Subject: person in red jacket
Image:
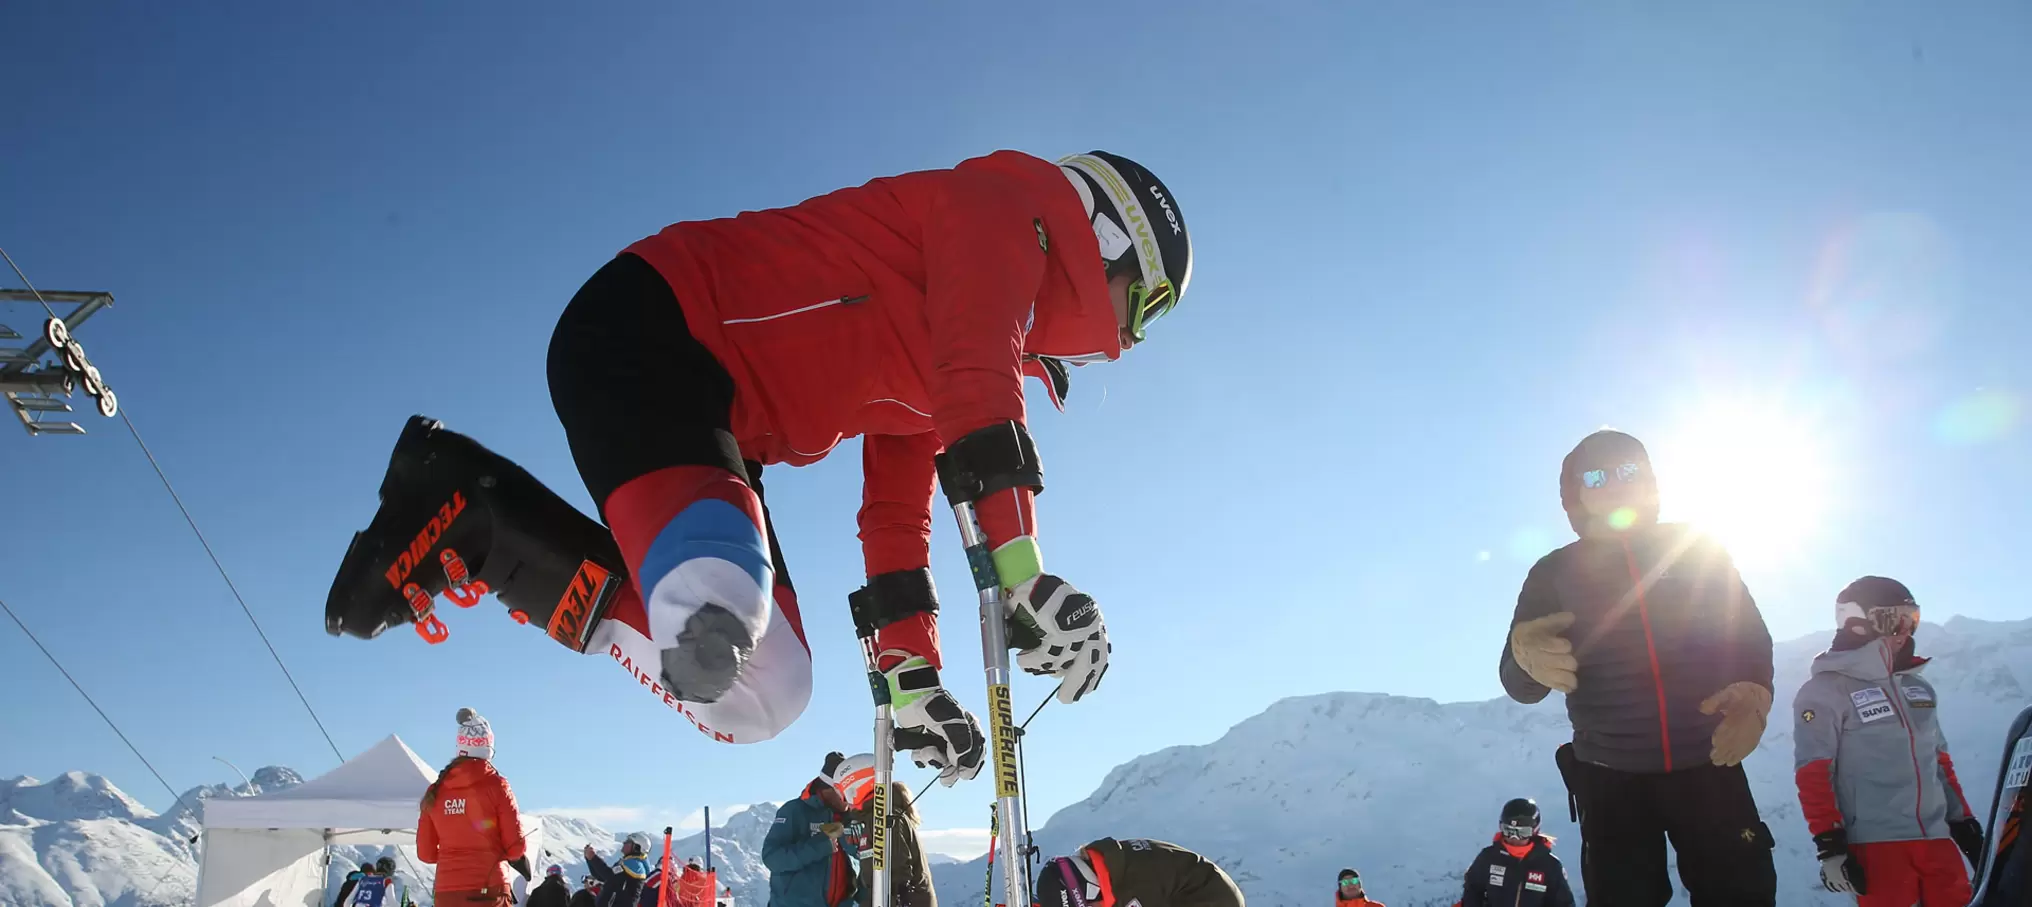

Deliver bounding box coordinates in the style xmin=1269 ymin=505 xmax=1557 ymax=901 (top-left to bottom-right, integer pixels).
xmin=417 ymin=709 xmax=532 ymax=906
xmin=325 ymin=150 xmax=1192 ymax=780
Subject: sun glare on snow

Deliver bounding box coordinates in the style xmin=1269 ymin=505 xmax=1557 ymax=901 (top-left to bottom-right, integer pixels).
xmin=1653 ymin=400 xmax=1834 ymax=566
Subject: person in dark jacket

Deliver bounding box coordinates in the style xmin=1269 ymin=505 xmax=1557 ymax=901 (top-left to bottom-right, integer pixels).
xmin=853 ymin=779 xmax=936 ymax=907
xmin=587 ymin=833 xmax=653 ymax=907
xmin=764 ymin=752 xmax=860 ymax=907
xmin=334 ymin=863 xmax=374 ymax=907
xmin=571 ymin=876 xmax=601 ymax=907
xmin=1035 ymin=838 xmax=1241 ymax=907
xmin=1499 ymin=429 xmax=1777 ymax=907
xmin=529 ymin=865 xmax=573 ymax=907
xmin=641 ymin=864 xmax=666 ymax=907
xmin=1461 ymin=799 xmax=1574 ymax=907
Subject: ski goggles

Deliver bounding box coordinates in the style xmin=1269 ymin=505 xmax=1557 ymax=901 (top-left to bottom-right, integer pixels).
xmin=1339 ymin=877 xmax=1363 ymax=889
xmin=1048 ymin=855 xmax=1105 ymax=907
xmin=1125 ymin=276 xmax=1178 ymax=343
xmin=1866 ymin=605 xmax=1921 ymax=635
xmin=1579 ymin=462 xmax=1644 ymax=489
xmin=1500 ymin=821 xmax=1539 ymax=843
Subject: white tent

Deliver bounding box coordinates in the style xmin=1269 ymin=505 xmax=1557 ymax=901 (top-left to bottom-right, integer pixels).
xmin=196 ymin=734 xmax=542 ymax=907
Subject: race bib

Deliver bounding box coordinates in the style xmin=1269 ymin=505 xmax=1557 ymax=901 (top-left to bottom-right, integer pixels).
xmin=2005 ymin=737 xmax=2032 ymax=790
xmin=1852 ymin=687 xmax=1894 ymax=724
xmin=351 ymin=878 xmax=391 ymax=907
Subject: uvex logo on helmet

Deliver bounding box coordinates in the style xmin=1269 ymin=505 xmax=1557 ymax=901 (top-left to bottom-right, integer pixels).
xmin=1148 ymin=185 xmax=1182 ymax=237
xmin=1125 ymin=202 xmax=1161 ymax=278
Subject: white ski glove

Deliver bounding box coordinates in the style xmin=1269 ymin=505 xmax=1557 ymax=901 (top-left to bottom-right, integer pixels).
xmin=1005 ymin=574 xmax=1110 ymax=704
xmin=1815 ymin=831 xmax=1866 ymax=894
xmin=884 ymin=655 xmax=985 ymax=787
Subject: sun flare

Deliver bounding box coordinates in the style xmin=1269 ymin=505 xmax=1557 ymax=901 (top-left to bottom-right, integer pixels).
xmin=1652 ymin=400 xmax=1833 ymax=566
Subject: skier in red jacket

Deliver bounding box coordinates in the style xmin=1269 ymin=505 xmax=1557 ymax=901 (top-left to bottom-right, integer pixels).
xmin=325 ymin=150 xmax=1192 ymax=781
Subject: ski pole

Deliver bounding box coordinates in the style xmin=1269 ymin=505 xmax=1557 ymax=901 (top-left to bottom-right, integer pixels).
xmin=848 ymin=586 xmax=893 ymax=907
xmin=934 ymin=453 xmax=1030 ymax=907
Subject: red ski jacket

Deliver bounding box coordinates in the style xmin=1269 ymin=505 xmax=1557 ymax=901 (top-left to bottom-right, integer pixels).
xmin=417 ymin=758 xmax=528 ymax=895
xmin=625 ymin=150 xmax=1120 ymax=578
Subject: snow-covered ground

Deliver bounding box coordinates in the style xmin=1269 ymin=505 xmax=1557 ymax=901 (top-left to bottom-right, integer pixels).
xmin=8 ymin=617 xmax=2027 ymax=907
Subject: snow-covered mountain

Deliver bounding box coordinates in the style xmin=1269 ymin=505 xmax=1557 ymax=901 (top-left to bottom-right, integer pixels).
xmin=0 ymin=766 xmax=305 ymax=907
xmin=934 ymin=616 xmax=2032 ymax=907
xmin=0 ymin=760 xmax=781 ymax=907
xmin=10 ymin=617 xmax=2026 ymax=907
xmin=927 ymin=853 xmax=965 ymax=867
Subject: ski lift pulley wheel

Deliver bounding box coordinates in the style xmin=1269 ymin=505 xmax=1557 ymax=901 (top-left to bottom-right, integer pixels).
xmin=43 ymin=317 xmax=70 ymax=350
xmin=97 ymin=389 xmax=118 ymax=418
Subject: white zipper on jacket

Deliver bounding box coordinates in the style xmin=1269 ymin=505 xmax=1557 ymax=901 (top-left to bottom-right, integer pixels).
xmin=722 ymin=295 xmax=868 ymax=325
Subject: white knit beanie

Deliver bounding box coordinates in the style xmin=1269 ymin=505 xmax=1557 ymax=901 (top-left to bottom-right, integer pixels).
xmin=456 ymin=707 xmax=494 ymax=761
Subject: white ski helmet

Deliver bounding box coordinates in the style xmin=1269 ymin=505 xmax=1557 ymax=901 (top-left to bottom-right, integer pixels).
xmin=625 ymin=831 xmax=653 ymax=855
xmin=825 ymin=752 xmax=877 ymax=808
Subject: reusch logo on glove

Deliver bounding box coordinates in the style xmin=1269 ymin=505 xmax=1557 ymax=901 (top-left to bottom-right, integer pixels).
xmin=1063 ymin=598 xmax=1097 ymax=628
xmin=382 ymin=492 xmax=469 ymax=590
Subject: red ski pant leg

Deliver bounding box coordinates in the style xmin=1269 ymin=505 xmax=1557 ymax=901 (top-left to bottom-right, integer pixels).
xmin=1854 ymin=842 xmax=1921 ymax=907
xmin=1854 ymin=840 xmax=1971 ymax=907
xmin=1914 ymin=839 xmax=1974 ymax=907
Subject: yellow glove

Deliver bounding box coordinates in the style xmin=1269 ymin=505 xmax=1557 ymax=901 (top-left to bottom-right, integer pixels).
xmin=1700 ymin=681 xmax=1773 ymax=766
xmin=1510 ymin=612 xmax=1579 ymax=693
xmin=819 ymin=822 xmax=844 ymax=839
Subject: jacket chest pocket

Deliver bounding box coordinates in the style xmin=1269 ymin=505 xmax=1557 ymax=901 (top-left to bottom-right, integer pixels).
xmin=721 ymin=294 xmax=871 ymax=327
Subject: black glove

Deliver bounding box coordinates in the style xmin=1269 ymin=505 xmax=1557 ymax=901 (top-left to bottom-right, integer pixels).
xmin=509 ymin=855 xmax=534 ymax=880
xmin=1951 ymin=817 xmax=1986 ymax=869
xmin=1814 ymin=829 xmax=1866 ymax=895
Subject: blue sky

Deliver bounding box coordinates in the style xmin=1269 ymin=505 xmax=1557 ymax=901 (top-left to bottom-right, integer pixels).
xmin=4 ymin=2 xmax=2029 ymax=858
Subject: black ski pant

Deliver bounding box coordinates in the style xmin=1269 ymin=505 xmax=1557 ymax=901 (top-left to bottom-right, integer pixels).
xmin=1558 ymin=744 xmax=1777 ymax=907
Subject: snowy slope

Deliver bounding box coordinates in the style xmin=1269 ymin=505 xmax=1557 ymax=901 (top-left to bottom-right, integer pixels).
xmin=0 ymin=759 xmax=783 ymax=907
xmin=934 ymin=616 xmax=2032 ymax=907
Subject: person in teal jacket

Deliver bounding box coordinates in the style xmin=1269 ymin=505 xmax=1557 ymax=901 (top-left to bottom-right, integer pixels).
xmin=766 ymin=752 xmax=861 ymax=907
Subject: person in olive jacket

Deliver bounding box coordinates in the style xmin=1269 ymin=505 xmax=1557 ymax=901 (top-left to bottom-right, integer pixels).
xmin=1461 ymin=799 xmax=1574 ymax=907
xmin=1035 ymin=838 xmax=1242 ymax=907
xmin=853 ymin=780 xmax=936 ymax=907
xmin=1501 ymin=429 xmax=1777 ymax=907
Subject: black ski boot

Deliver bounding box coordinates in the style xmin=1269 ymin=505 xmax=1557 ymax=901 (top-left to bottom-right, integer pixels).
xmin=325 ymin=415 xmax=627 ymax=651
